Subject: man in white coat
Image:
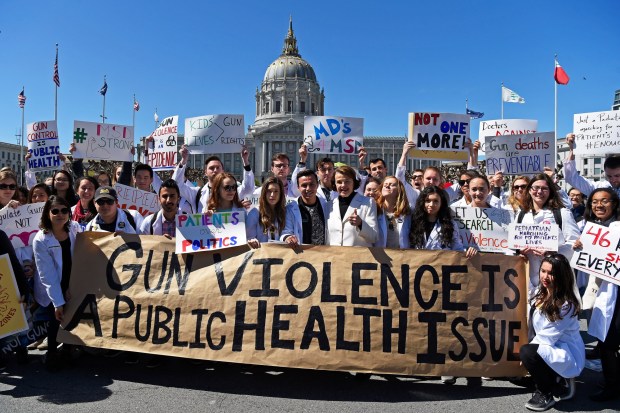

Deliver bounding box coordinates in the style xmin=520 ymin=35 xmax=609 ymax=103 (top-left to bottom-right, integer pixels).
xmin=86 ymin=187 xmax=142 ymax=233
xmin=140 ymin=179 xmax=184 ymax=237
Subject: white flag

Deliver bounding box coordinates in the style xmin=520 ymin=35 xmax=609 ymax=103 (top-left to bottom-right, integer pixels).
xmin=154 ymin=111 xmax=159 ymax=123
xmin=502 ymin=86 xmax=525 ymax=104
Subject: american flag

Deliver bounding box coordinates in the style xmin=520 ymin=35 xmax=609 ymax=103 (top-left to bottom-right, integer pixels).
xmin=134 ymin=99 xmax=140 ymax=111
xmin=53 ymin=48 xmax=60 ymax=87
xmin=18 ymin=88 xmax=26 ymax=108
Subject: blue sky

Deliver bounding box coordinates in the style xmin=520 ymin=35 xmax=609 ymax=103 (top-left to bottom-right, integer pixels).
xmin=1 ymin=1 xmax=619 ymax=152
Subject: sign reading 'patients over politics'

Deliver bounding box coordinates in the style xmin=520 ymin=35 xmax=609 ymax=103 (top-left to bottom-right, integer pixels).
xmin=303 ymin=116 xmax=363 ymax=155
xmin=27 ymin=120 xmax=60 ymax=171
xmin=407 ymin=112 xmax=469 ymax=161
xmin=72 ymin=121 xmax=134 ymax=161
xmin=175 ymin=211 xmax=247 ymax=254
xmin=573 ymin=110 xmax=620 ymax=156
xmin=485 ymin=132 xmax=555 ymax=175
xmin=184 ymin=115 xmax=245 ymax=154
xmin=147 ymin=116 xmax=178 ymax=170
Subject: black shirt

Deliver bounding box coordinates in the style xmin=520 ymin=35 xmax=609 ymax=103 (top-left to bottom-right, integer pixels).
xmin=60 ymin=237 xmax=72 ymax=294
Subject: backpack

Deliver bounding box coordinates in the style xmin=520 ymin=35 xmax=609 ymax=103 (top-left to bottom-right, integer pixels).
xmin=195 ymin=185 xmax=205 ymax=212
xmin=123 ymin=209 xmax=137 ymax=231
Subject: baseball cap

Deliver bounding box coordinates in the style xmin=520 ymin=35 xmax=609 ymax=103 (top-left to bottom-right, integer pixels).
xmin=94 ymin=186 xmax=118 ymax=201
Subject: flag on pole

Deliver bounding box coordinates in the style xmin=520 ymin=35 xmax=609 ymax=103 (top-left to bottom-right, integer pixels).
xmin=18 ymin=88 xmax=26 ymax=108
xmin=154 ymin=111 xmax=159 ymax=123
xmin=53 ymin=47 xmax=60 ymax=87
xmin=99 ymin=79 xmax=108 ymax=96
xmin=554 ymin=60 xmax=570 ymax=85
xmin=502 ymin=86 xmax=525 ymax=104
xmin=134 ymin=99 xmax=140 ymax=111
xmin=466 ymin=108 xmax=484 ymax=119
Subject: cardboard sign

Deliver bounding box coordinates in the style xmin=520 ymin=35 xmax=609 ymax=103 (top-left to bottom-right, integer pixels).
xmin=508 ymin=223 xmax=559 ymax=251
xmin=184 ymin=114 xmax=245 ymax=154
xmin=0 ymin=254 xmax=29 ymax=340
xmin=176 ymin=211 xmax=247 ymax=254
xmin=477 ymin=119 xmax=538 ymax=154
xmin=73 ymin=121 xmax=134 ymax=161
xmin=451 ymin=207 xmax=512 ymax=253
xmin=408 ymin=113 xmax=469 ymax=157
xmin=26 ymin=120 xmax=60 ymax=171
xmin=147 ymin=115 xmax=178 ymax=170
xmin=485 ymin=132 xmax=555 ymax=175
xmin=303 ymin=116 xmax=363 ymax=154
xmin=570 ymin=222 xmax=620 ymax=286
xmin=573 ymin=110 xmax=620 ymax=156
xmin=0 ymin=203 xmax=45 ymax=249
xmin=114 ymin=184 xmax=160 ymax=218
xmin=59 ymin=233 xmax=527 ymax=377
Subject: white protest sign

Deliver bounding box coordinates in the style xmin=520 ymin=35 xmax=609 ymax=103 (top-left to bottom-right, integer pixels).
xmin=407 ymin=112 xmax=469 ymax=157
xmin=508 ymin=223 xmax=559 ymax=251
xmin=570 ymin=222 xmax=620 ymax=286
xmin=114 ymin=184 xmax=160 ymax=218
xmin=477 ymin=119 xmax=537 ymax=154
xmin=26 ymin=120 xmax=60 ymax=171
xmin=485 ymin=132 xmax=555 ymax=176
xmin=451 ymin=206 xmax=512 ymax=253
xmin=0 ymin=203 xmax=45 ymax=249
xmin=147 ymin=115 xmax=178 ymax=170
xmin=184 ymin=115 xmax=245 ymax=154
xmin=72 ymin=121 xmax=134 ymax=161
xmin=176 ymin=211 xmax=247 ymax=254
xmin=303 ymin=116 xmax=363 ymax=155
xmin=573 ymin=110 xmax=620 ymax=156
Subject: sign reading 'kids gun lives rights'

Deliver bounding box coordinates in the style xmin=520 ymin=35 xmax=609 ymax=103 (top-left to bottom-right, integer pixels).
xmin=59 ymin=233 xmax=528 ymax=377
xmin=407 ymin=112 xmax=470 ymax=161
xmin=72 ymin=121 xmax=134 ymax=162
xmin=303 ymin=116 xmax=363 ymax=155
xmin=485 ymin=132 xmax=555 ymax=175
xmin=175 ymin=211 xmax=247 ymax=254
xmin=184 ymin=115 xmax=245 ymax=154
xmin=27 ymin=120 xmax=61 ymax=171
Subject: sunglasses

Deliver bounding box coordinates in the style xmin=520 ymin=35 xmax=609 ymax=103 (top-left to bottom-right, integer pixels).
xmin=458 ymin=179 xmax=471 ymax=186
xmin=50 ymin=207 xmax=70 ymax=215
xmin=0 ymin=184 xmax=17 ymax=190
xmin=412 ymin=175 xmax=423 ymax=179
xmin=95 ymin=198 xmax=116 ymax=206
xmin=223 ymin=185 xmax=237 ymax=192
xmin=513 ymin=184 xmax=527 ymax=190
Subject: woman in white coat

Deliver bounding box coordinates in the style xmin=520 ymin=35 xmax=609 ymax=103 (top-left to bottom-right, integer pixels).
xmin=374 ymin=176 xmax=411 ymax=248
xmin=326 ymin=165 xmax=377 ymax=247
xmin=246 ymin=177 xmax=286 ymax=248
xmin=33 ymin=196 xmax=82 ymax=370
xmin=519 ymin=253 xmax=584 ymax=411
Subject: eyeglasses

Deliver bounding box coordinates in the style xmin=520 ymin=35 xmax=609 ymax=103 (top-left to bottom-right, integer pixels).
xmin=54 ymin=179 xmax=69 ymax=183
xmin=273 ymin=163 xmax=289 ymax=169
xmin=591 ymin=199 xmax=612 ymax=206
xmin=223 ymin=185 xmax=237 ymax=192
xmin=513 ymin=184 xmax=527 ymax=190
xmin=95 ymin=198 xmax=116 ymax=206
xmin=0 ymin=184 xmax=17 ymax=190
xmin=50 ymin=207 xmax=70 ymax=215
xmin=530 ymin=186 xmax=550 ymax=192
xmin=412 ymin=175 xmax=423 ymax=179
xmin=458 ymin=179 xmax=471 ymax=186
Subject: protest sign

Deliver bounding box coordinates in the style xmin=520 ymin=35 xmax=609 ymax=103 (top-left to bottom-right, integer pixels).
xmin=0 ymin=254 xmax=29 ymax=340
xmin=26 ymin=120 xmax=60 ymax=171
xmin=184 ymin=115 xmax=245 ymax=154
xmin=72 ymin=121 xmax=134 ymax=161
xmin=114 ymin=184 xmax=160 ymax=217
xmin=477 ymin=119 xmax=538 ymax=154
xmin=407 ymin=112 xmax=469 ymax=158
xmin=570 ymin=222 xmax=620 ymax=286
xmin=59 ymin=233 xmax=527 ymax=377
xmin=485 ymin=132 xmax=555 ymax=176
xmin=176 ymin=211 xmax=247 ymax=254
xmin=0 ymin=203 xmax=45 ymax=249
xmin=573 ymin=110 xmax=620 ymax=156
xmin=508 ymin=223 xmax=559 ymax=251
xmin=147 ymin=116 xmax=178 ymax=170
xmin=303 ymin=116 xmax=363 ymax=155
xmin=451 ymin=207 xmax=512 ymax=253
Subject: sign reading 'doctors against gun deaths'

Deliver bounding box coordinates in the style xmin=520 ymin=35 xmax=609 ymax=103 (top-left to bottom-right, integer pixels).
xmin=184 ymin=114 xmax=245 ymax=154
xmin=451 ymin=207 xmax=512 ymax=253
xmin=573 ymin=110 xmax=620 ymax=156
xmin=0 ymin=202 xmax=45 ymax=249
xmin=175 ymin=211 xmax=247 ymax=254
xmin=27 ymin=120 xmax=60 ymax=171
xmin=408 ymin=112 xmax=469 ymax=156
xmin=147 ymin=115 xmax=178 ymax=171
xmin=59 ymin=233 xmax=527 ymax=377
xmin=477 ymin=119 xmax=538 ymax=154
xmin=0 ymin=254 xmax=29 ymax=340
xmin=485 ymin=132 xmax=555 ymax=176
xmin=114 ymin=184 xmax=160 ymax=218
xmin=508 ymin=223 xmax=559 ymax=251
xmin=570 ymin=222 xmax=620 ymax=286
xmin=303 ymin=116 xmax=363 ymax=155
xmin=72 ymin=121 xmax=134 ymax=162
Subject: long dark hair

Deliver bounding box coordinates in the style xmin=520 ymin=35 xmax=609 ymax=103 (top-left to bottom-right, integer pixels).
xmin=409 ymin=186 xmax=454 ymax=249
xmin=258 ymin=177 xmax=286 ymax=235
xmin=75 ymin=176 xmax=100 ymax=217
xmin=532 ymin=253 xmax=580 ymax=322
xmin=583 ymin=188 xmax=619 ymax=223
xmin=40 ymin=196 xmax=71 ymax=233
xmin=28 ymin=183 xmax=52 ymax=204
xmin=522 ymin=174 xmax=564 ymax=212
xmin=52 ymin=170 xmax=77 ymax=206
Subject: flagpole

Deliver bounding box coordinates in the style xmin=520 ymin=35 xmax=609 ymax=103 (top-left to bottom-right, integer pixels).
xmin=554 ymin=54 xmax=558 ymax=142
xmin=132 ymin=94 xmax=136 ymax=131
xmin=101 ymin=75 xmax=107 ymax=124
xmin=54 ymin=44 xmax=58 ymax=122
xmin=501 ymin=82 xmax=504 ymax=119
xmin=20 ymin=87 xmax=25 ymax=186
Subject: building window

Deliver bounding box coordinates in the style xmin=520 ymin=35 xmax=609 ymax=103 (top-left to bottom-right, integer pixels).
xmin=265 ymin=102 xmax=269 ymax=114
xmin=311 ymin=103 xmax=316 ymax=114
xmin=583 ymin=158 xmax=588 ymax=165
xmin=275 ymin=101 xmax=281 ymax=113
xmin=300 ymin=101 xmax=306 ymax=113
xmin=287 ymin=100 xmax=293 ymax=113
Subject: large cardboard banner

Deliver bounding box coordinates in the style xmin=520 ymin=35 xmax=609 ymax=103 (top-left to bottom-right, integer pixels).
xmin=407 ymin=113 xmax=469 ymax=162
xmin=73 ymin=121 xmax=134 ymax=161
xmin=451 ymin=207 xmax=512 ymax=253
xmin=176 ymin=211 xmax=247 ymax=254
xmin=59 ymin=233 xmax=528 ymax=377
xmin=303 ymin=116 xmax=363 ymax=155
xmin=114 ymin=184 xmax=160 ymax=218
xmin=147 ymin=115 xmax=178 ymax=170
xmin=27 ymin=120 xmax=61 ymax=171
xmin=0 ymin=254 xmax=29 ymax=340
xmin=477 ymin=119 xmax=538 ymax=154
xmin=573 ymin=110 xmax=620 ymax=156
xmin=0 ymin=203 xmax=45 ymax=249
xmin=485 ymin=132 xmax=555 ymax=175
xmin=508 ymin=223 xmax=559 ymax=251
xmin=184 ymin=114 xmax=245 ymax=154
xmin=570 ymin=222 xmax=620 ymax=286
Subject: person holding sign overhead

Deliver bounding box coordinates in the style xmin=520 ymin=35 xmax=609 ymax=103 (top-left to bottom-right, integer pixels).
xmin=246 ymin=178 xmax=286 ymax=248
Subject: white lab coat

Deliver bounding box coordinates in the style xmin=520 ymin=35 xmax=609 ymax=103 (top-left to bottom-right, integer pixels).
xmin=375 ymin=213 xmax=411 ymax=248
xmin=85 ymin=209 xmax=142 ymax=233
xmin=280 ymin=198 xmax=330 ymax=243
xmin=420 ymin=220 xmax=464 ymax=251
xmin=326 ymin=193 xmax=378 ymax=247
xmin=246 ymin=207 xmax=283 ymax=242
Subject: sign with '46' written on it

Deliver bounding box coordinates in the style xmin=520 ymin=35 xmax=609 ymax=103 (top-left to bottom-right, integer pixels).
xmin=571 ymin=222 xmax=620 ymax=286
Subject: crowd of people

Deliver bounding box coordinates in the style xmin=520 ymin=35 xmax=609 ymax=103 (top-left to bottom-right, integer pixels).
xmin=0 ymin=132 xmax=618 ymax=411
